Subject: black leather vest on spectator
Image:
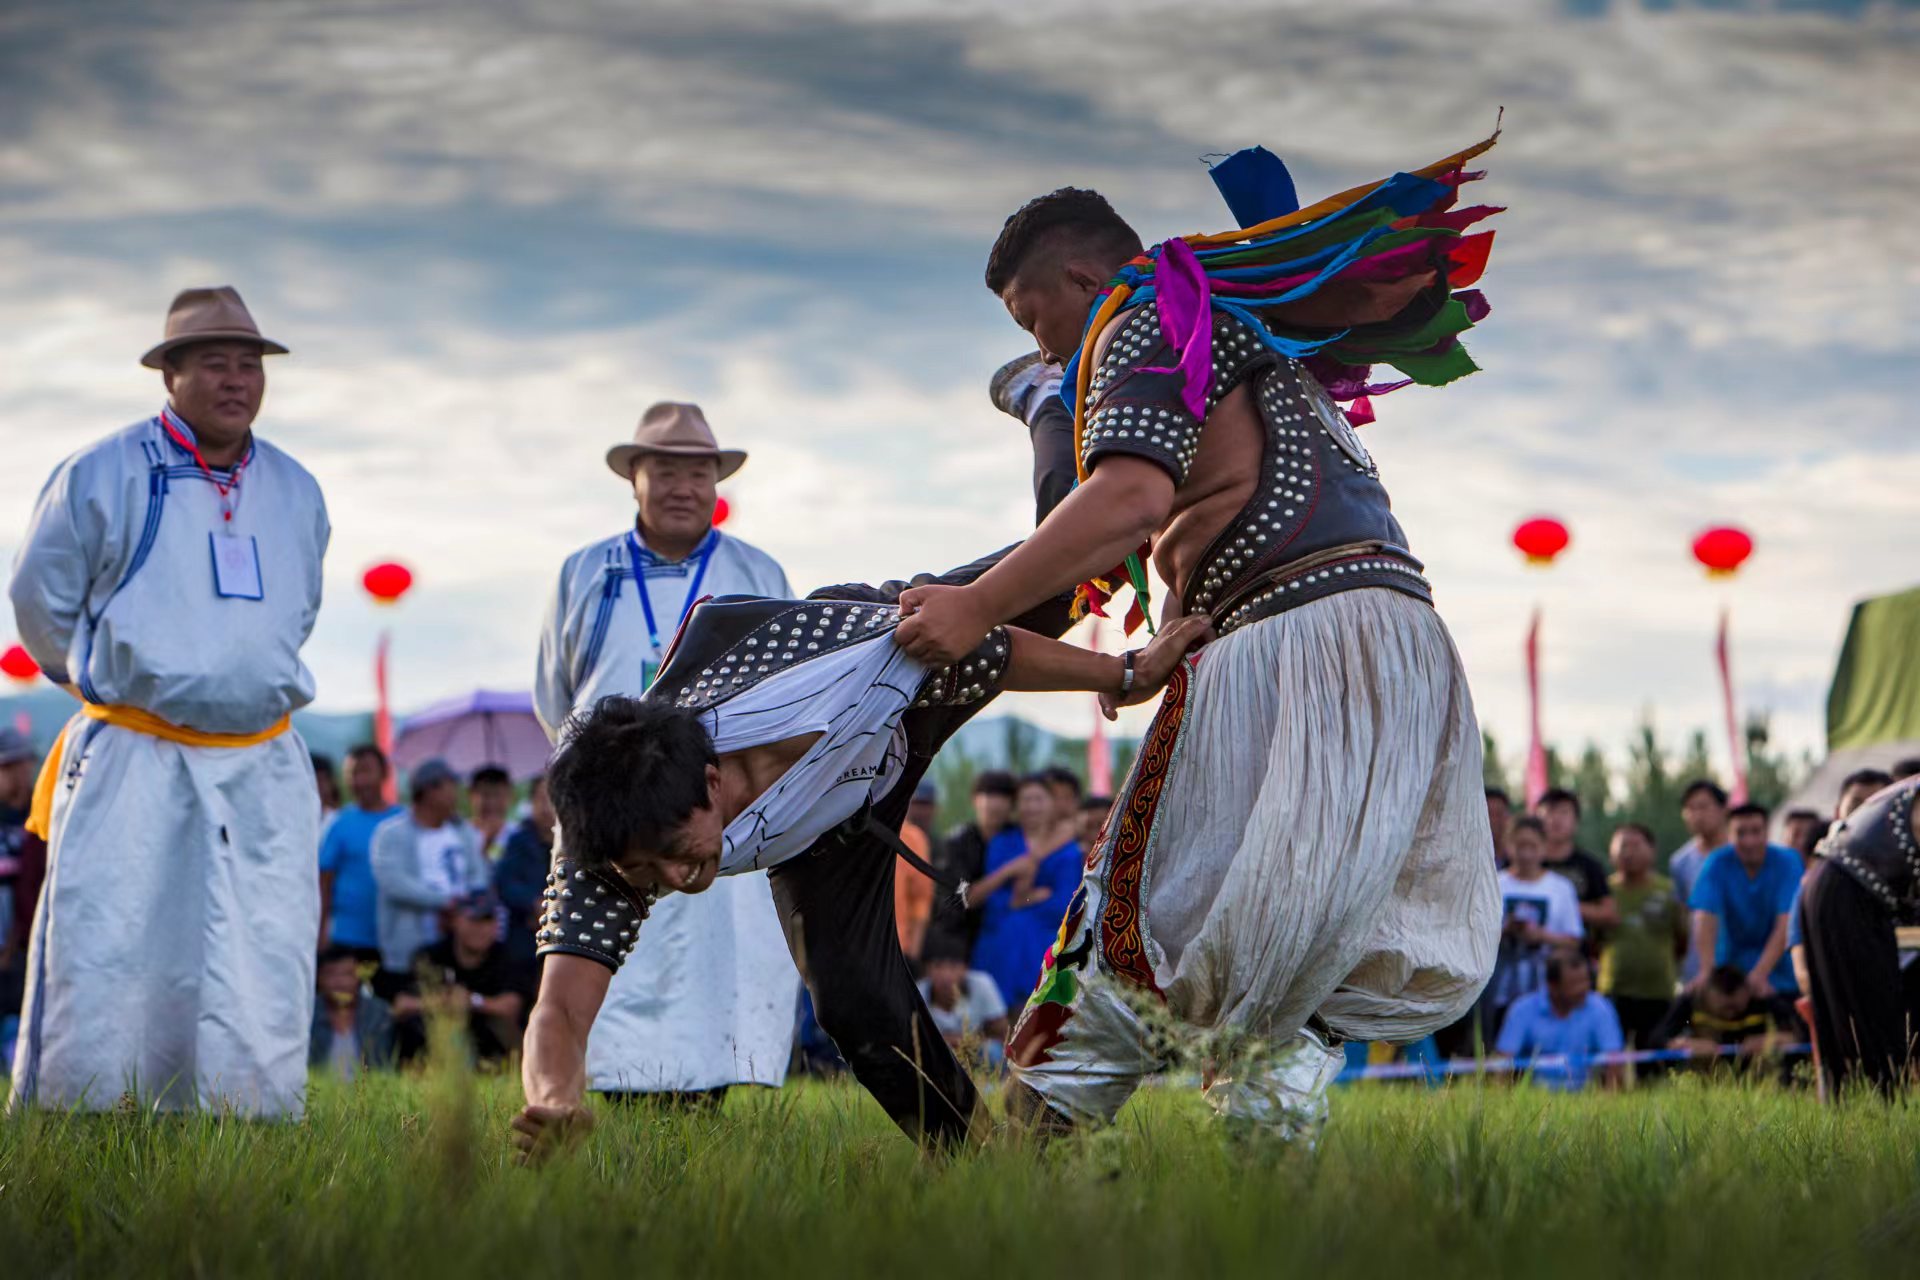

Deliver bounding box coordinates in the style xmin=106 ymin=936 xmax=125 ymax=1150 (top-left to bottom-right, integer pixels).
xmin=1081 ymin=305 xmax=1431 ymax=635
xmin=1819 ymin=779 xmax=1920 ymax=921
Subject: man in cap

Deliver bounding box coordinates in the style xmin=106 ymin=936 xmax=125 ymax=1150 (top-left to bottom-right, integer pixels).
xmin=8 ymin=287 xmax=329 ymax=1116
xmin=534 ymin=401 xmax=799 ymax=1101
xmin=369 ymin=758 xmax=491 ymax=993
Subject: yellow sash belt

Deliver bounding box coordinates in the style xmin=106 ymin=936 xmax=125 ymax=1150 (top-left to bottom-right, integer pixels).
xmin=25 ymin=703 xmax=292 ymax=838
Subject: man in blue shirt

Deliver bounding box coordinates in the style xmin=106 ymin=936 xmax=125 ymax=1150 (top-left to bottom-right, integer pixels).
xmin=1689 ymin=802 xmax=1801 ymax=999
xmin=1496 ymin=949 xmax=1624 ymax=1090
xmin=317 ymin=744 xmax=403 ymax=963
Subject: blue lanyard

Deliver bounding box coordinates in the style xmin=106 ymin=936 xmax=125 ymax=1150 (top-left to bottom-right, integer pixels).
xmin=626 ymin=528 xmax=717 ymax=655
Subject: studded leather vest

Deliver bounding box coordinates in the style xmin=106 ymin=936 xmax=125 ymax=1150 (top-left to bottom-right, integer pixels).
xmin=535 ymin=595 xmax=1011 ymax=971
xmin=1818 ymin=780 xmax=1920 ymax=921
xmin=1081 ymin=304 xmax=1431 ymax=635
xmin=648 ymin=595 xmax=1009 ymax=715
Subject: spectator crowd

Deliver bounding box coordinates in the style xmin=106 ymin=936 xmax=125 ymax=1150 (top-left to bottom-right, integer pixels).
xmin=8 ymin=720 xmax=1912 ymax=1096
xmin=1419 ymin=759 xmax=1920 ymax=1093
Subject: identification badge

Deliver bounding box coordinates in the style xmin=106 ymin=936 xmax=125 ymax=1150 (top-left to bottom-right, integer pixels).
xmin=210 ymin=532 xmax=265 ymax=600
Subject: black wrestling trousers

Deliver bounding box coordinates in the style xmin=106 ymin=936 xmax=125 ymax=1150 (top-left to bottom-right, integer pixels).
xmin=1801 ymin=860 xmax=1917 ymax=1098
xmin=768 ymin=825 xmax=977 ymax=1148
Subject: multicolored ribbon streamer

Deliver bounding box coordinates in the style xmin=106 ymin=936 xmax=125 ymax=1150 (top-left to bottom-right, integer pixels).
xmin=1063 ymin=130 xmax=1504 ymax=624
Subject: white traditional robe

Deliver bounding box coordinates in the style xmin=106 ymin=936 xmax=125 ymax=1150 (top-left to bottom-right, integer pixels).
xmin=8 ymin=411 xmax=329 ymax=1117
xmin=535 ymin=526 xmax=801 ymax=1093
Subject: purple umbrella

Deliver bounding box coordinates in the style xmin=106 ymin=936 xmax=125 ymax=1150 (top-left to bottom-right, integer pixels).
xmin=391 ymin=689 xmax=551 ymax=782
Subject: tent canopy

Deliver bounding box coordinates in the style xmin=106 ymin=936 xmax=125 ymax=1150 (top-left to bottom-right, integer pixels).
xmin=1780 ymin=584 xmax=1920 ymax=820
xmin=1827 ymin=584 xmax=1920 ymax=751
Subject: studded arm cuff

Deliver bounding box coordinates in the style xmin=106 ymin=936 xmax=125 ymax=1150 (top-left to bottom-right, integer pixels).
xmin=915 ymin=627 xmax=1012 ymax=708
xmin=534 ymin=856 xmax=651 ymax=972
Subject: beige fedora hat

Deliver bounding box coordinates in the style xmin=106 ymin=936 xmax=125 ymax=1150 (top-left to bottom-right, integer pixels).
xmin=606 ymin=401 xmax=747 ymax=481
xmin=140 ymin=286 xmax=289 ymax=370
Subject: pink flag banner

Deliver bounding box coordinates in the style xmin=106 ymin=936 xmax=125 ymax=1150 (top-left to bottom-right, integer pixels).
xmin=375 ymin=630 xmax=396 ymax=805
xmin=1718 ymin=607 xmax=1749 ymax=807
xmin=1525 ymin=607 xmax=1549 ymax=808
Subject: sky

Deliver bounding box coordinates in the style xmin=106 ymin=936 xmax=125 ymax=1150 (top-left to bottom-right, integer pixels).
xmin=1 ymin=0 xmax=1916 ymax=777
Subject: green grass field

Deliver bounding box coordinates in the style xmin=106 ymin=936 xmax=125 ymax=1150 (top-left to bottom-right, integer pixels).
xmin=4 ymin=1064 xmax=1918 ymax=1279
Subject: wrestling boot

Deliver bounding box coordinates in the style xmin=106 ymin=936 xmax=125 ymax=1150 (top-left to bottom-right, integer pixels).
xmin=989 ymin=351 xmax=1063 ymax=426
xmin=1200 ymin=1019 xmax=1346 ymax=1150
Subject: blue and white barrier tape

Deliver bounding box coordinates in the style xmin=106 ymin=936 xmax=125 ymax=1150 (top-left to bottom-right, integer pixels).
xmin=1340 ymin=1041 xmax=1810 ymax=1083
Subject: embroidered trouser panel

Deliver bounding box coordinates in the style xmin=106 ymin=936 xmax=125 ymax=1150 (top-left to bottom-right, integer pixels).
xmin=1007 ymin=589 xmax=1500 ymax=1138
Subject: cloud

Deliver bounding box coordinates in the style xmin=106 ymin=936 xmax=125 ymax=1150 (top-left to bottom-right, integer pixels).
xmin=1 ymin=0 xmax=1916 ymax=773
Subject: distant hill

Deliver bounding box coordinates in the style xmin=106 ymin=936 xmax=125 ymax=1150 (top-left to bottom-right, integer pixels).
xmin=0 ymin=691 xmax=1134 ymax=781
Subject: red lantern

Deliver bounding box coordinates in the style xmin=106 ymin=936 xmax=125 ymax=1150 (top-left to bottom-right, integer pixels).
xmin=1692 ymin=526 xmax=1753 ymax=579
xmin=1512 ymin=517 xmax=1570 ymax=567
xmin=712 ymin=495 xmax=731 ymax=528
xmin=1 ymin=644 xmax=39 ymax=684
xmin=362 ymin=562 xmax=414 ymax=606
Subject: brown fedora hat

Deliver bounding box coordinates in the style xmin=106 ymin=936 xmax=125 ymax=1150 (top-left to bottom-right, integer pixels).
xmin=605 ymin=401 xmax=747 ymax=482
xmin=140 ymin=286 xmax=289 ymax=370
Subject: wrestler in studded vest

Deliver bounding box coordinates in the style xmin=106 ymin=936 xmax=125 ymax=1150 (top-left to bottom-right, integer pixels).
xmin=1081 ymin=304 xmax=1431 ymax=636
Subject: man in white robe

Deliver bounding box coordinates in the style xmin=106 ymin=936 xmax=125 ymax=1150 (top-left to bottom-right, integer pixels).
xmin=534 ymin=401 xmax=799 ymax=1099
xmin=9 ymin=286 xmax=329 ymax=1117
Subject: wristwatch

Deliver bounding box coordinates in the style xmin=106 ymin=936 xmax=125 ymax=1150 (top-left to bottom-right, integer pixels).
xmin=469 ymin=991 xmax=485 ymax=1012
xmin=1119 ymin=651 xmax=1137 ymax=698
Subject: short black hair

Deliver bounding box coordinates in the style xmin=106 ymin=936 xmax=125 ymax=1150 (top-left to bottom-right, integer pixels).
xmin=311 ymin=751 xmax=337 ymax=779
xmin=547 ymin=697 xmax=717 ymax=872
xmin=1485 ymin=787 xmax=1511 ymax=806
xmin=1537 ymin=787 xmax=1580 ymax=816
xmin=1544 ymin=949 xmax=1585 ymax=987
xmin=921 ymin=936 xmax=971 ymax=967
xmin=1892 ymin=758 xmax=1920 ymax=782
xmin=346 ymin=743 xmax=390 ymax=776
xmin=1081 ymin=795 xmax=1113 ymax=813
xmin=1042 ymin=765 xmax=1083 ymax=797
xmin=984 ymin=188 xmax=1144 ymax=294
xmin=1612 ymin=822 xmax=1656 ymax=847
xmin=1509 ymin=815 xmax=1546 ymax=841
xmin=317 ymin=943 xmax=357 ymax=970
xmin=469 ymin=764 xmax=512 ymax=790
xmin=972 ymin=769 xmax=1017 ymax=798
xmin=1707 ymin=963 xmax=1750 ymax=997
xmin=1841 ymin=768 xmax=1893 ymax=796
xmin=1017 ymin=772 xmax=1055 ymax=795
xmin=1681 ymin=779 xmax=1728 ymax=808
xmin=1728 ymin=802 xmax=1770 ymax=824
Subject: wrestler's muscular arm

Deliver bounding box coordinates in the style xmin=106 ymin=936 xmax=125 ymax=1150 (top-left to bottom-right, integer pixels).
xmin=999 ymin=614 xmax=1211 ymax=717
xmin=513 ymin=955 xmax=612 ymax=1162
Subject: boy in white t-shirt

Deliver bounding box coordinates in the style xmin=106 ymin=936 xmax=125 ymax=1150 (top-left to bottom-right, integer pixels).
xmin=1487 ymin=815 xmax=1584 ymax=1029
xmin=917 ymin=943 xmax=1010 ymax=1068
